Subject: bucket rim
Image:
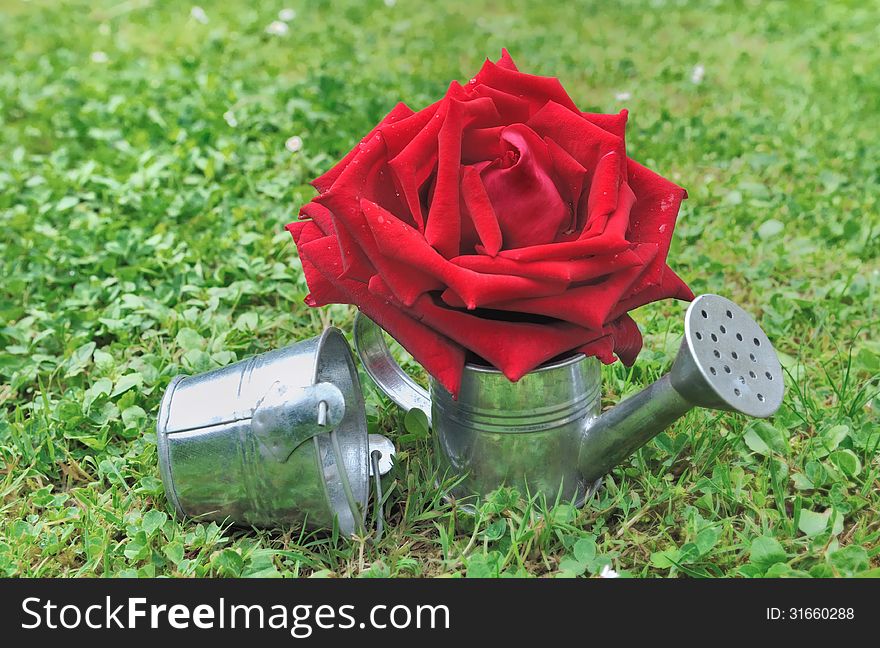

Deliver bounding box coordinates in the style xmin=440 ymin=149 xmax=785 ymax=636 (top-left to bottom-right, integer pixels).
xmin=156 ymin=374 xmax=188 ymax=518
xmin=462 ymin=351 xmax=592 ymax=376
xmin=313 ymin=326 xmax=370 ymax=535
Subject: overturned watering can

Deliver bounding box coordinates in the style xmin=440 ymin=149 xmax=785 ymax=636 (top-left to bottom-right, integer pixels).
xmin=355 ymin=294 xmax=784 ymax=508
xmin=156 ymin=328 xmax=394 ymax=536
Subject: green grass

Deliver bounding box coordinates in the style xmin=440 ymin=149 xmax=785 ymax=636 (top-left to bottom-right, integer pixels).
xmin=1 ymin=0 xmax=878 ymax=578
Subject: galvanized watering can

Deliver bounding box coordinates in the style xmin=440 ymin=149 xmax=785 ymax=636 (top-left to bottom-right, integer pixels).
xmin=156 ymin=328 xmax=394 ymax=536
xmin=355 ymin=294 xmax=785 ymax=508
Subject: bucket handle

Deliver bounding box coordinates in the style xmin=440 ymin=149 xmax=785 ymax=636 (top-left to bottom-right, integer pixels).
xmin=353 ymin=312 xmax=432 ymax=425
xmin=369 ymin=449 xmax=385 ymax=541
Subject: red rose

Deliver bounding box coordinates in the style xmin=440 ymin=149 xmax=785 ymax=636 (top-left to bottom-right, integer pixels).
xmin=287 ymin=50 xmax=692 ymax=397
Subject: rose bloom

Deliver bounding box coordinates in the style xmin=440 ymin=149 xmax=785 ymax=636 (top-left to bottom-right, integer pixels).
xmin=288 ymin=51 xmax=692 ymax=397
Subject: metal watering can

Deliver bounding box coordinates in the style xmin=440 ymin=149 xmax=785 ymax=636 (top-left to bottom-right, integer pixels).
xmin=355 ymin=294 xmax=785 ymax=509
xmin=156 ymin=328 xmax=395 ymax=536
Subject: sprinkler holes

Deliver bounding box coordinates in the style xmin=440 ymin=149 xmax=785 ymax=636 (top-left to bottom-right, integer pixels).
xmin=695 ymin=331 xmax=703 ymax=340
xmin=749 ymin=370 xmax=757 ymax=379
xmin=710 ymin=367 xmax=717 ymax=375
xmin=711 ymin=333 xmax=718 ymax=342
xmin=765 ymin=372 xmax=773 ymax=380
xmin=750 ymin=353 xmax=756 ymax=362
xmin=724 ymin=365 xmax=731 ymax=374
xmin=738 ymin=375 xmax=746 ymax=385
xmin=736 ymin=333 xmax=743 ymax=341
xmin=734 ymin=388 xmax=741 ymax=396
xmin=731 ymin=351 xmax=738 ymax=359
xmin=757 ymin=393 xmax=765 ymax=402
xmin=720 ymin=325 xmax=727 ymax=334
xmin=701 ymin=310 xmax=708 ymax=319
xmin=753 ymin=337 xmax=761 ymax=346
xmin=714 ymin=349 xmax=721 ymax=358
xmin=726 ymin=310 xmax=733 ymax=318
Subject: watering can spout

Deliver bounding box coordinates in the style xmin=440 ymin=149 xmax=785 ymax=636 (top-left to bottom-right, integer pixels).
xmin=577 ymin=294 xmax=785 ymax=485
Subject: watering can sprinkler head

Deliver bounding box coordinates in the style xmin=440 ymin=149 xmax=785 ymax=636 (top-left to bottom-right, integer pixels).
xmin=669 ymin=294 xmax=784 ymax=417
xmin=577 ymin=294 xmax=785 ymax=484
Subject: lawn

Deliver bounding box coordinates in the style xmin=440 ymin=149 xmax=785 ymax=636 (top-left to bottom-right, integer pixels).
xmin=1 ymin=0 xmax=878 ymax=578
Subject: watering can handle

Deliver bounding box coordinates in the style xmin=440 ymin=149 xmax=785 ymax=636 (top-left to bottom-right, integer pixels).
xmin=353 ymin=312 xmax=432 ymax=425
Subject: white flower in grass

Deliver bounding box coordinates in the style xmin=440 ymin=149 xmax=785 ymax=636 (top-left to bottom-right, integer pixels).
xmin=90 ymin=51 xmax=109 ymax=64
xmin=615 ymin=91 xmax=631 ymax=102
xmin=278 ymin=8 xmax=297 ymax=21
xmin=285 ymin=136 xmax=303 ymax=153
xmin=223 ymin=110 xmax=238 ymax=127
xmin=98 ymin=23 xmax=111 ymax=36
xmin=599 ymin=564 xmax=619 ymax=578
xmin=691 ymin=63 xmax=705 ymax=84
xmin=384 ymin=0 xmax=397 ymax=6
xmin=266 ymin=20 xmax=289 ymax=36
xmin=190 ymin=6 xmax=209 ymax=24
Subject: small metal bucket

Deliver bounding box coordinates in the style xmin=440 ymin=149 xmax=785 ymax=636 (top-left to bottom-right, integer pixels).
xmin=156 ymin=327 xmax=384 ymax=535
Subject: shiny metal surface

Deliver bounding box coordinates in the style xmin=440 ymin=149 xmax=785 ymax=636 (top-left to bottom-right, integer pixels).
xmin=368 ymin=434 xmax=396 ymax=476
xmin=579 ymin=294 xmax=784 ymax=482
xmin=156 ymin=328 xmax=370 ymax=535
xmin=356 ymin=294 xmax=785 ymax=508
xmin=355 ymin=314 xmax=601 ymax=507
xmin=433 ymin=354 xmax=602 ymax=507
xmin=354 ymin=312 xmax=432 ymax=421
xmin=675 ymin=294 xmax=784 ymax=417
xmin=577 ymin=374 xmax=691 ymax=484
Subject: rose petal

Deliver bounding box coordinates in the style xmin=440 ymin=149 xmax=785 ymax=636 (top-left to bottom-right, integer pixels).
xmin=610 ymin=266 xmax=694 ymax=320
xmin=545 ymin=137 xmax=586 ymax=226
xmin=480 ymin=124 xmax=570 ymax=249
xmin=497 ymin=181 xmax=635 ymax=262
xmin=450 ymin=247 xmax=642 ymax=283
xmin=444 ymin=244 xmax=658 ymax=329
xmin=473 ymin=57 xmax=580 ymax=114
xmin=312 ymin=102 xmax=414 ymax=193
xmin=467 ymin=85 xmax=531 ymax=125
xmin=370 ymin=279 xmax=609 ymax=383
xmin=387 ymin=100 xmax=448 ymax=231
xmin=361 ymin=198 xmax=568 ymax=308
xmin=298 ymin=202 xmax=375 ymax=282
xmin=496 ymin=48 xmax=519 ymax=71
xmin=316 ymin=137 xmax=443 ymax=303
xmin=424 ymin=93 xmax=506 ymax=258
xmin=608 ymin=314 xmax=643 ymax=366
xmin=527 ymin=101 xmax=625 ymax=175
xmin=462 ymin=126 xmax=505 ymax=164
xmin=424 ymin=99 xmax=464 ymax=258
xmin=575 ymin=334 xmax=615 ymax=364
xmin=623 ymin=158 xmax=688 ymax=294
xmin=379 ymin=99 xmax=442 ymax=158
xmin=296 ymin=231 xmax=465 ymax=395
xmin=578 ymin=151 xmax=621 ymax=235
xmin=460 ymin=165 xmax=503 ymax=256
xmin=297 ymin=247 xmax=349 ymax=305
xmin=582 ymin=109 xmax=629 ymax=139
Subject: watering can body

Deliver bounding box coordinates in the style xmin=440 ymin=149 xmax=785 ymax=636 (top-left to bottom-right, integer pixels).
xmin=431 ymin=354 xmax=602 ymax=508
